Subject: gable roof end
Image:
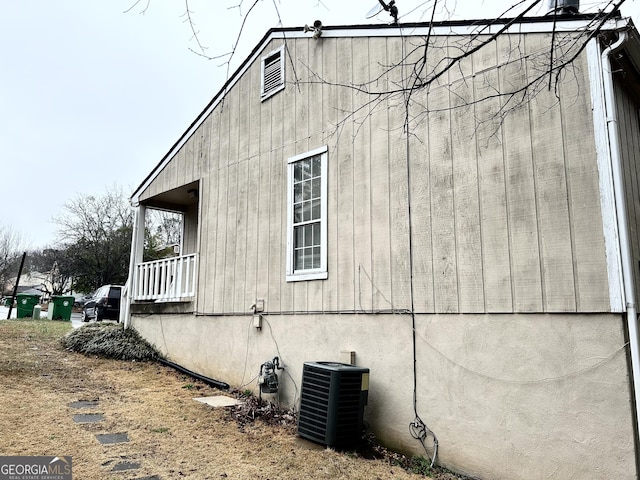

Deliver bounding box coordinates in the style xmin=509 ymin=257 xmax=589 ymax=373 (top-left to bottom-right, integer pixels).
xmin=129 ymin=13 xmax=631 ymax=206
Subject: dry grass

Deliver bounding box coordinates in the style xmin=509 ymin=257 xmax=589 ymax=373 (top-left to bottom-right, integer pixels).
xmin=0 ymin=319 xmax=470 ymax=479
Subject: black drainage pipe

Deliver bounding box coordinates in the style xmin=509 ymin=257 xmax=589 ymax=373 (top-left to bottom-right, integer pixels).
xmin=158 ymin=358 xmax=230 ymax=390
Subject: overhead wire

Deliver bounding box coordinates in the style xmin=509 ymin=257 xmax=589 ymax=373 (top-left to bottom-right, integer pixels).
xmin=400 ymin=6 xmax=439 ymax=467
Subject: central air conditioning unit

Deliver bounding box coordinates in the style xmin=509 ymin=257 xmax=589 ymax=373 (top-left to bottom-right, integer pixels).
xmin=297 ymin=361 xmax=370 ymax=448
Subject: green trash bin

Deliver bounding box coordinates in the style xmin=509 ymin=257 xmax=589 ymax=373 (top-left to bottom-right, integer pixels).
xmin=16 ymin=294 xmax=41 ymax=318
xmin=50 ymin=295 xmax=74 ymax=321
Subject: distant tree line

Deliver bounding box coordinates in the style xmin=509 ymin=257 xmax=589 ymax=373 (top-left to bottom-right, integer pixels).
xmin=0 ymin=186 xmax=182 ymax=297
xmin=0 ymin=226 xmax=24 ymax=296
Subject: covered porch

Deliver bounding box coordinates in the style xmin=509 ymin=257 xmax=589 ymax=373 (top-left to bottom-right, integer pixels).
xmin=122 ymin=181 xmax=200 ymax=324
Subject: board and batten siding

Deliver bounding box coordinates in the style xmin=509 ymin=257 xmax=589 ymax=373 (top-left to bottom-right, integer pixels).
xmin=138 ymin=33 xmax=610 ymax=315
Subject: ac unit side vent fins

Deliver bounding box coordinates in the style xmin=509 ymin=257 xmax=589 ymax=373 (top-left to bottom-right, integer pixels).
xmin=297 ymin=361 xmax=370 ymax=448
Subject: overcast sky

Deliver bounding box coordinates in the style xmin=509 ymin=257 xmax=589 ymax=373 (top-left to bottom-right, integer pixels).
xmin=2 ymin=0 xmax=640 ymax=249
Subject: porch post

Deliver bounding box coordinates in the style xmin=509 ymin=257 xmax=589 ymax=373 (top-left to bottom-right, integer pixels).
xmin=122 ymin=203 xmax=146 ymax=329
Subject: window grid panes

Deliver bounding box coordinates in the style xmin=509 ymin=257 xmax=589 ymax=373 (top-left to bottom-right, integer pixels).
xmin=292 ymin=155 xmax=322 ymax=271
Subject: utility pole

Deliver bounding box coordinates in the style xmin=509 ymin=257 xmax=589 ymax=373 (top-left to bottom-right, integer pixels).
xmin=7 ymin=252 xmax=26 ymax=320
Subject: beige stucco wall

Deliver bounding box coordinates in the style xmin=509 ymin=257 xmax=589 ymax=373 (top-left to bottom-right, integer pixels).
xmin=131 ymin=311 xmax=635 ymax=480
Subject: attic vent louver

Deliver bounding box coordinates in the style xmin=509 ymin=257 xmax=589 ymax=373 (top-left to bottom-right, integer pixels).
xmin=261 ymin=46 xmax=285 ymax=100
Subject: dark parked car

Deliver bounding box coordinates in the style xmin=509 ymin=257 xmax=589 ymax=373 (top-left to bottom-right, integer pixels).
xmin=73 ymin=294 xmax=92 ymax=308
xmin=81 ymin=285 xmax=123 ymax=322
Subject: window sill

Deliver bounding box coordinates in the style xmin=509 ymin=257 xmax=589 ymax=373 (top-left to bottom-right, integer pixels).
xmin=286 ymin=271 xmax=328 ymax=282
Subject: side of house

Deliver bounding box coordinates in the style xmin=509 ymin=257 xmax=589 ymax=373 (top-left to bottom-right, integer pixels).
xmin=125 ymin=17 xmax=639 ymax=480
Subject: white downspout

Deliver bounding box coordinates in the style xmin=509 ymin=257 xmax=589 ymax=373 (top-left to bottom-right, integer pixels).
xmin=601 ymin=31 xmax=640 ymax=445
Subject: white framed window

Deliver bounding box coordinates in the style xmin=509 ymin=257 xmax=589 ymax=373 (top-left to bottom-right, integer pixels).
xmin=286 ymin=146 xmax=328 ymax=282
xmin=261 ymin=45 xmax=285 ymax=100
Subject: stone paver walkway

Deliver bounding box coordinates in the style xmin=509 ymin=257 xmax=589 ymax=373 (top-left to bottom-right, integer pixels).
xmin=68 ymin=400 xmax=159 ymax=478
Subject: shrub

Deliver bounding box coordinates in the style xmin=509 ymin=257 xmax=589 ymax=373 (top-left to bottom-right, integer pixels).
xmin=61 ymin=323 xmax=163 ymax=361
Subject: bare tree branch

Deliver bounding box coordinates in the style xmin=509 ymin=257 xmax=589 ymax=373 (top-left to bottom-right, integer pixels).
xmin=123 ymin=0 xmax=151 ymax=15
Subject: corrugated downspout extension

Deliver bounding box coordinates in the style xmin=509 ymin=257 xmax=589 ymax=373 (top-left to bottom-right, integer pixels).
xmin=158 ymin=358 xmax=230 ymax=390
xmin=601 ymin=30 xmax=640 ymax=465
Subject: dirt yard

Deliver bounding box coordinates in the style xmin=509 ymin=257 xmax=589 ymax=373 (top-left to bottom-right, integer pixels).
xmin=0 ymin=319 xmax=466 ymax=479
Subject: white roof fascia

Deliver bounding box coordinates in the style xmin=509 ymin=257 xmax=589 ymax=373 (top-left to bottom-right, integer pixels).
xmin=274 ymin=17 xmax=627 ymax=39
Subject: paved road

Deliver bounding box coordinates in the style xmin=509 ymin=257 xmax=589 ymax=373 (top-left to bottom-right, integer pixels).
xmin=0 ymin=305 xmax=85 ymax=329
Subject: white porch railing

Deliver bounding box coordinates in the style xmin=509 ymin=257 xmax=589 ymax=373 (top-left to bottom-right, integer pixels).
xmin=133 ymin=253 xmax=198 ymax=302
